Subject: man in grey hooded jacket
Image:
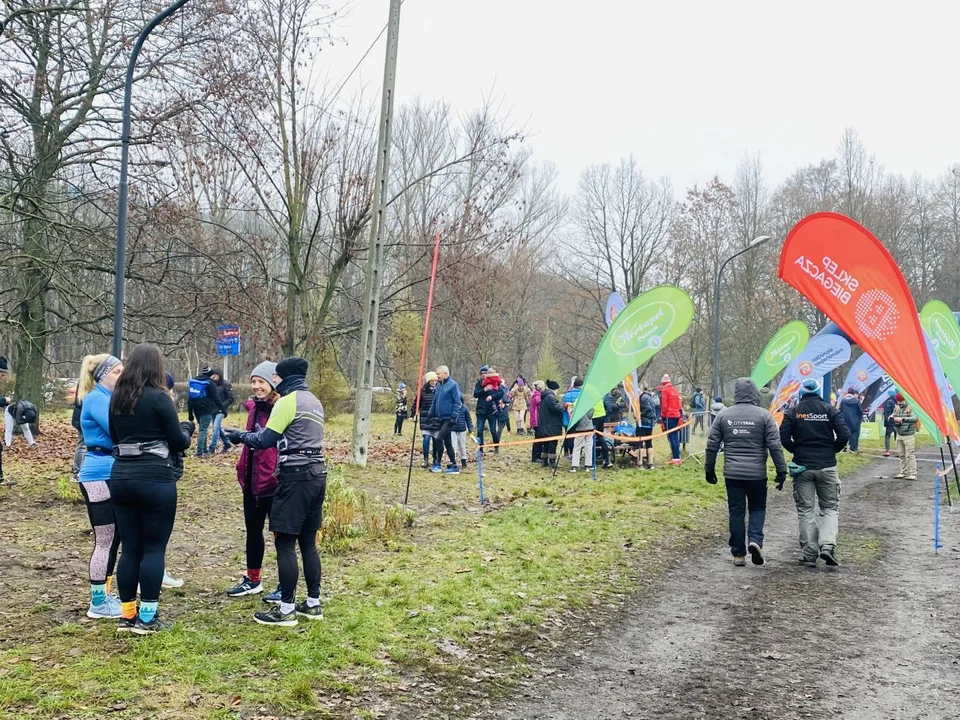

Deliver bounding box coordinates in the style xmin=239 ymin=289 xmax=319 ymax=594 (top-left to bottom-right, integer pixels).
xmin=705 ymin=378 xmax=788 ymax=567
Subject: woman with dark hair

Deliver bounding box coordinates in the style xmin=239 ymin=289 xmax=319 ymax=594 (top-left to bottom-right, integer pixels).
xmin=109 ymin=344 xmax=193 ymax=634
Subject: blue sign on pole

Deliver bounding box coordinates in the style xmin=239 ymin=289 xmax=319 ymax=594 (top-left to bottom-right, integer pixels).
xmin=216 ymin=324 xmax=240 ymax=356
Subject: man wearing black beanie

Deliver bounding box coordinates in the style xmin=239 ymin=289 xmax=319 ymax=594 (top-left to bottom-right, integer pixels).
xmin=227 ymin=356 xmax=326 ymax=626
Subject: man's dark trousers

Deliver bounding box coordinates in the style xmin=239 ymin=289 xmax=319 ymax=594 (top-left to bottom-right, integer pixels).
xmin=725 ymin=478 xmax=767 ymax=557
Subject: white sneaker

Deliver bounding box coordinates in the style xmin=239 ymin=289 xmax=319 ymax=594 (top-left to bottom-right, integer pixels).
xmin=161 ymin=572 xmax=184 ymax=589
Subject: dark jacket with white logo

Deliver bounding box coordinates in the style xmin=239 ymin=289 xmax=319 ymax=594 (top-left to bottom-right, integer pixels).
xmin=705 ymin=378 xmax=787 ymax=481
xmin=780 ymin=394 xmax=850 ymax=469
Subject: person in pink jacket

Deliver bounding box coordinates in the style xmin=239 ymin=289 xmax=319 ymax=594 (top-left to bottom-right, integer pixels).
xmin=226 ymin=361 xmax=281 ymax=600
xmin=530 ymin=381 xmax=544 ymax=463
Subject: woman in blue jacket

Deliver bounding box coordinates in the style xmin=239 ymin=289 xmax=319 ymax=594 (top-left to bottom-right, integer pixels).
xmin=77 ymin=353 xmax=124 ymax=618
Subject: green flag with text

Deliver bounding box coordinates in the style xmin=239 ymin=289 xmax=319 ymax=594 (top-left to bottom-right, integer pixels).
xmin=568 ymin=286 xmax=694 ymax=428
xmin=750 ymin=320 xmax=810 ymax=388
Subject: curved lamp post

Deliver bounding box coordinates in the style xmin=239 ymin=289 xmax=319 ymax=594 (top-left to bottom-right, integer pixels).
xmin=112 ymin=0 xmax=192 ymax=357
xmin=711 ymin=235 xmax=771 ymax=399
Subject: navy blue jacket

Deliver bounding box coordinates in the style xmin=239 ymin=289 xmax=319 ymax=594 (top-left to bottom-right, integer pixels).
xmin=430 ymin=378 xmax=463 ymax=422
xmin=455 ymin=401 xmax=475 ymax=433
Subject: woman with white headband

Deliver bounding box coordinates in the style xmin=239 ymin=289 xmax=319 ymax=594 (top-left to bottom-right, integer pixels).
xmin=77 ymin=353 xmax=125 ymax=619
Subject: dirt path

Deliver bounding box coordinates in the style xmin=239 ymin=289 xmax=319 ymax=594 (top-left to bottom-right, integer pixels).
xmin=481 ymin=458 xmax=960 ymax=720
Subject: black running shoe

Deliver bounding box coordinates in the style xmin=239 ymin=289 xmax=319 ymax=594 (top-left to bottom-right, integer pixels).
xmin=226 ymin=576 xmax=263 ymax=597
xmin=263 ymin=585 xmax=282 ymax=604
xmin=295 ymin=601 xmax=324 ymax=621
xmin=254 ymin=606 xmax=298 ymax=627
xmin=748 ymin=541 xmax=765 ymax=566
xmin=819 ymin=546 xmax=840 ymax=567
xmin=117 ymin=617 xmax=136 ymax=634
xmin=132 ymin=615 xmax=172 ymax=635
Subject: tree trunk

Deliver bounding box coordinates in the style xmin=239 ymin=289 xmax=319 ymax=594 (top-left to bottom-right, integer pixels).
xmin=15 ymin=198 xmax=51 ymax=404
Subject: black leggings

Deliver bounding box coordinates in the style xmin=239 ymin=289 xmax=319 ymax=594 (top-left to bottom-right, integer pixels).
xmin=276 ymin=529 xmax=320 ymax=604
xmin=243 ymin=492 xmax=273 ymax=571
xmin=111 ymin=472 xmax=177 ymax=603
xmin=394 ymin=414 xmax=405 ymax=434
xmin=593 ymin=419 xmax=609 ymax=464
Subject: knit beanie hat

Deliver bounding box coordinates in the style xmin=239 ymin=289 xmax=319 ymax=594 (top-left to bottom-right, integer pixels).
xmin=895 ymin=392 xmax=905 ymax=402
xmin=276 ymin=357 xmax=308 ymax=380
xmin=546 ymin=380 xmax=560 ymax=390
xmin=800 ymin=378 xmax=822 ymax=397
xmin=251 ymin=361 xmax=278 ymax=390
xmin=424 ymin=371 xmax=438 ymax=383
xmin=574 ymin=377 xmax=584 ymax=388
xmin=165 ymin=372 xmax=176 ymax=391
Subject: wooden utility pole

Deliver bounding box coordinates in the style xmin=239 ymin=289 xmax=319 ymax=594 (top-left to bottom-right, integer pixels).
xmin=351 ymin=0 xmax=402 ymax=465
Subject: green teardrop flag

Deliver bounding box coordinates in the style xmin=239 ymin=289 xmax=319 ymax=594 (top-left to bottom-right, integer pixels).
xmin=568 ymin=286 xmax=694 ymax=428
xmin=750 ymin=320 xmax=810 ymax=388
xmin=921 ymin=300 xmax=960 ymax=399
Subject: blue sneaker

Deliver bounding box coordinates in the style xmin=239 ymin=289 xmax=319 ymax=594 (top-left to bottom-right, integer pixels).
xmin=87 ymin=596 xmax=122 ymax=619
xmin=443 ymin=464 xmax=460 ymax=475
xmin=263 ymin=585 xmax=282 ymax=604
xmin=430 ymin=464 xmax=442 ymax=473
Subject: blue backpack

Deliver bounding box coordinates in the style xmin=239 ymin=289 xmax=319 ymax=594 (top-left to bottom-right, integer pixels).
xmin=188 ymin=378 xmax=210 ymax=400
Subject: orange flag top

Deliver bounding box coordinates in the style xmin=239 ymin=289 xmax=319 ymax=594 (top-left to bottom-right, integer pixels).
xmin=778 ymin=212 xmax=948 ymax=435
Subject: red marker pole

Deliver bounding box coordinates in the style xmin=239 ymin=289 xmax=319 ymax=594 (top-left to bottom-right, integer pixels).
xmin=404 ymin=232 xmax=442 ymax=506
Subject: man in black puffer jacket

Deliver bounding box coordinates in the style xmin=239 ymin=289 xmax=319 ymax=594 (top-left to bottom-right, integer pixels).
xmin=706 ymin=378 xmax=788 ymax=567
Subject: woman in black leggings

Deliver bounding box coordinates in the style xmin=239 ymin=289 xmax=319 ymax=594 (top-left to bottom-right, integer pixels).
xmin=109 ymin=344 xmax=193 ymax=634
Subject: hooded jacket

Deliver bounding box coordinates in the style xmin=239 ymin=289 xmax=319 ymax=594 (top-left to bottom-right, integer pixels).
xmin=840 ymin=393 xmax=863 ymax=431
xmin=538 ymin=388 xmax=564 ymax=437
xmin=660 ymin=381 xmax=683 ymax=419
xmin=236 ymin=396 xmax=279 ymax=497
xmin=882 ymin=395 xmax=897 ymax=425
xmin=706 ymin=378 xmax=787 ymax=481
xmin=780 ymin=392 xmax=850 ymax=469
xmin=639 ymin=391 xmax=658 ymax=428
xmin=455 ymin=399 xmax=475 ymax=433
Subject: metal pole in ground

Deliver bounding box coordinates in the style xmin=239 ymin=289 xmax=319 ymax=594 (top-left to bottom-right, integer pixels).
xmin=476 ymin=446 xmax=485 ymax=505
xmin=938 ymin=445 xmax=953 ymax=507
xmin=945 ymin=440 xmax=960 ymax=497
xmin=934 ymin=462 xmax=943 ymax=553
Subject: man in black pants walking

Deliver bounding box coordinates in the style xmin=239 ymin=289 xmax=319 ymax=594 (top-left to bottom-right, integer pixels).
xmin=705 ymin=378 xmax=788 ymax=567
xmin=228 ymin=357 xmax=327 ymax=626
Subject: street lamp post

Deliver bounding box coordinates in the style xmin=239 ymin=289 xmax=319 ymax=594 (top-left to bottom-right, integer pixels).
xmin=112 ymin=0 xmax=191 ymax=358
xmin=711 ymin=235 xmax=772 ymax=400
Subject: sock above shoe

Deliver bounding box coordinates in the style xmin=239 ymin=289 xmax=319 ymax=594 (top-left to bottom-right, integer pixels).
xmin=139 ymin=601 xmax=159 ymax=624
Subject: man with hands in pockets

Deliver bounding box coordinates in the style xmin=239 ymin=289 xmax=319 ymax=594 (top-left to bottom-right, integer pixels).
xmin=705 ymin=378 xmax=788 ymax=567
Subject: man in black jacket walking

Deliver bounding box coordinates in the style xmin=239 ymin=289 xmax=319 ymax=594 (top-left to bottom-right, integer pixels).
xmin=705 ymin=378 xmax=788 ymax=567
xmin=780 ymin=378 xmax=850 ymax=567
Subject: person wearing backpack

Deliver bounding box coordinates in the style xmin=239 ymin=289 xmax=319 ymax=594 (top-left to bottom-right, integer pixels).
xmin=187 ymin=366 xmax=226 ymax=458
xmin=690 ymin=387 xmax=706 ymax=435
xmin=210 ymin=368 xmax=235 ymax=454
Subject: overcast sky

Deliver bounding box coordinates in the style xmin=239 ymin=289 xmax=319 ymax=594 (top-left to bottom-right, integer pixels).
xmin=317 ymin=0 xmax=960 ymax=195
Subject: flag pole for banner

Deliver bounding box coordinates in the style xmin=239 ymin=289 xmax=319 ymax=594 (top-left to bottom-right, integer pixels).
xmin=934 ymin=462 xmax=943 ymax=553
xmin=552 ymin=430 xmax=568 ymax=478
xmin=942 ymin=443 xmax=959 ymax=502
xmin=403 ymin=231 xmax=442 ymax=507
xmin=936 ymin=446 xmax=953 ymax=507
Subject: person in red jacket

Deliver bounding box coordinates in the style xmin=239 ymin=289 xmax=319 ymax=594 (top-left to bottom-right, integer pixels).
xmin=659 ymin=374 xmax=684 ymax=465
xmin=226 ymin=361 xmax=281 ymax=600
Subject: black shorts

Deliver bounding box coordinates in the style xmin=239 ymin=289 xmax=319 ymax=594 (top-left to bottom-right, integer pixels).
xmin=269 ymin=464 xmax=327 ymax=536
xmin=636 ymin=426 xmax=654 ymax=449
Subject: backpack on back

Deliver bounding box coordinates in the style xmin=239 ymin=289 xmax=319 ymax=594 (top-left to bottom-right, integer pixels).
xmin=188 ymin=378 xmax=210 ymax=400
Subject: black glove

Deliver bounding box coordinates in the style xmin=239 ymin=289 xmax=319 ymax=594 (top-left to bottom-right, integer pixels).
xmin=705 ymin=469 xmax=718 ymax=485
xmin=180 ymin=421 xmax=195 ymax=436
xmin=775 ymin=473 xmax=787 ymax=491
xmin=226 ymin=429 xmax=246 ymax=445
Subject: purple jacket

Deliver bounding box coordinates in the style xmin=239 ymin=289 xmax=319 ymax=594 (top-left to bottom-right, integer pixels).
xmin=529 ymin=390 xmax=542 ymax=428
xmin=236 ymin=397 xmax=279 ymax=497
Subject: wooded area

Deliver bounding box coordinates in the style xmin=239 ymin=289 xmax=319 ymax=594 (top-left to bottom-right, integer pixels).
xmin=2 ymin=0 xmax=957 ymax=407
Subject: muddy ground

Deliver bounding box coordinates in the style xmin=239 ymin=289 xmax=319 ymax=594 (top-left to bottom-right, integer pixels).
xmin=480 ymin=456 xmax=960 ymax=720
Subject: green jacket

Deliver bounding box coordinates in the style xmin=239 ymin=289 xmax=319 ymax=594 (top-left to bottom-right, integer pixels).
xmin=892 ymin=402 xmax=918 ymax=436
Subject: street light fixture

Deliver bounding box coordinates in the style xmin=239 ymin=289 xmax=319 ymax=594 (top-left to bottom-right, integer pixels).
xmin=711 ymin=235 xmax=772 ymax=400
